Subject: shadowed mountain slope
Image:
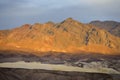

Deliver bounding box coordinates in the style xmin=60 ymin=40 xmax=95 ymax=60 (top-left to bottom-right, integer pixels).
xmin=90 ymin=21 xmax=120 ymax=37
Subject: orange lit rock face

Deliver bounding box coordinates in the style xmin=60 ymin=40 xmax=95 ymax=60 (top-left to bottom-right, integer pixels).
xmin=0 ymin=18 xmax=120 ymax=54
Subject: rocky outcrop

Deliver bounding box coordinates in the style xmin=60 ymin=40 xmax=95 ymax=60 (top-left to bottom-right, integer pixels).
xmin=0 ymin=18 xmax=120 ymax=54
xmin=0 ymin=68 xmax=119 ymax=80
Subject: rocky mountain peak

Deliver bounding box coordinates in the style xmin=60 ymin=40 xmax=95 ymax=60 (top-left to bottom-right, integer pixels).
xmin=63 ymin=18 xmax=80 ymax=24
xmin=0 ymin=18 xmax=120 ymax=54
xmin=21 ymin=24 xmax=31 ymax=28
xmin=46 ymin=21 xmax=55 ymax=25
xmin=65 ymin=17 xmax=74 ymax=21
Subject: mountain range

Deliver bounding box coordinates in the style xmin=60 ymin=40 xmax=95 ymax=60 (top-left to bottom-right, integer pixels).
xmin=0 ymin=18 xmax=120 ymax=54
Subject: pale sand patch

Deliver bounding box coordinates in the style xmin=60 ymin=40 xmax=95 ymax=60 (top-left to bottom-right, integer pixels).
xmin=0 ymin=61 xmax=119 ymax=74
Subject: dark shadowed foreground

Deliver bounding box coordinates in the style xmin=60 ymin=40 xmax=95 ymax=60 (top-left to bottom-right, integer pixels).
xmin=0 ymin=68 xmax=119 ymax=80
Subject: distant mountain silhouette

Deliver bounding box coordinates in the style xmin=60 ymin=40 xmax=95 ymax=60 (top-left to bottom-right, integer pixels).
xmin=0 ymin=18 xmax=120 ymax=54
xmin=90 ymin=20 xmax=120 ymax=37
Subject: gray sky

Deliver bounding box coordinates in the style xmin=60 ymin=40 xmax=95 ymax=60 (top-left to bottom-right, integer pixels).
xmin=0 ymin=0 xmax=120 ymax=30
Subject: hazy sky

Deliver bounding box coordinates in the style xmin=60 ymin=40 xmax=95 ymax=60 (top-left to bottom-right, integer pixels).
xmin=0 ymin=0 xmax=120 ymax=29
